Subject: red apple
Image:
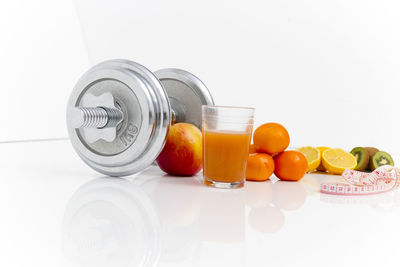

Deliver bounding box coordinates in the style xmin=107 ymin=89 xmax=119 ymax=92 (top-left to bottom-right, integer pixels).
xmin=156 ymin=123 xmax=202 ymax=176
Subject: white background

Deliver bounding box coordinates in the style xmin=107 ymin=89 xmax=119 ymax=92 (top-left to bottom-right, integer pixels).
xmin=1 ymin=3 xmax=400 ymax=266
xmin=1 ymin=0 xmax=400 ymax=152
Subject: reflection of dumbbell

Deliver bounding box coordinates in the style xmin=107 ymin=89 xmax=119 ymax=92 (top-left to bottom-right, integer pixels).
xmin=67 ymin=59 xmax=214 ymax=176
xmin=62 ymin=177 xmax=161 ymax=266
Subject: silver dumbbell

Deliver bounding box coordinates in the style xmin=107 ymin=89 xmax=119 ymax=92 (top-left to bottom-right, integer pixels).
xmin=67 ymin=59 xmax=214 ymax=177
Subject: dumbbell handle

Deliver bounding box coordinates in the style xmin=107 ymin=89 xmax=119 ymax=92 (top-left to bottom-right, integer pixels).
xmin=71 ymin=107 xmax=123 ymax=128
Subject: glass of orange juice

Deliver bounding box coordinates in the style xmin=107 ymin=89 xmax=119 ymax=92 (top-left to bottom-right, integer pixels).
xmin=202 ymin=105 xmax=255 ymax=189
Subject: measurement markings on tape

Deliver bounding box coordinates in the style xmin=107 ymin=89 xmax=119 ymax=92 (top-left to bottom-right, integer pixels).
xmin=320 ymin=165 xmax=400 ymax=196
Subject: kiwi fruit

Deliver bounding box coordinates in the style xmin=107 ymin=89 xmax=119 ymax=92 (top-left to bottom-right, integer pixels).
xmin=369 ymin=151 xmax=394 ymax=171
xmin=364 ymin=147 xmax=379 ymax=171
xmin=364 ymin=147 xmax=379 ymax=158
xmin=350 ymin=147 xmax=369 ymax=171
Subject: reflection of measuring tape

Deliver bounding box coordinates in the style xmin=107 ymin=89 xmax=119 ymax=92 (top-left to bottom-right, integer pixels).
xmin=320 ymin=191 xmax=398 ymax=205
xmin=321 ymin=165 xmax=400 ymax=195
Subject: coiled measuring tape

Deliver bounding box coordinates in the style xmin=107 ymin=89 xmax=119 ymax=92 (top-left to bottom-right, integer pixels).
xmin=321 ymin=165 xmax=400 ymax=196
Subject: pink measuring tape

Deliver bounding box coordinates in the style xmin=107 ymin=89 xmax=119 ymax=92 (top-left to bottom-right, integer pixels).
xmin=320 ymin=165 xmax=400 ymax=196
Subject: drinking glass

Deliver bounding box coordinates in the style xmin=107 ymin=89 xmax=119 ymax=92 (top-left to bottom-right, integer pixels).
xmin=202 ymin=105 xmax=255 ymax=189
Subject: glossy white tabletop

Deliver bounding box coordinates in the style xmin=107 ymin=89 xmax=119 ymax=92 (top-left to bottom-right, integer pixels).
xmin=0 ymin=140 xmax=399 ymax=267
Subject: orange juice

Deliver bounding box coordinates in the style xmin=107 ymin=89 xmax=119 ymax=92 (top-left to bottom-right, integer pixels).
xmin=203 ymin=130 xmax=252 ymax=185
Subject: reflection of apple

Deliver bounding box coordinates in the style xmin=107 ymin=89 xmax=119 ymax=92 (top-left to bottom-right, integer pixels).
xmin=245 ymin=181 xmax=273 ymax=208
xmin=145 ymin=177 xmax=202 ymax=263
xmin=271 ymin=181 xmax=306 ymax=211
xmin=156 ymin=123 xmax=202 ymax=176
xmin=248 ymin=205 xmax=285 ymax=234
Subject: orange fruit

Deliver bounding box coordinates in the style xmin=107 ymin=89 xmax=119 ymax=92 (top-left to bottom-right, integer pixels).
xmin=253 ymin=123 xmax=290 ymax=155
xmin=246 ymin=153 xmax=275 ymax=181
xmin=249 ymin=144 xmax=257 ymax=154
xmin=274 ymin=151 xmax=307 ymax=181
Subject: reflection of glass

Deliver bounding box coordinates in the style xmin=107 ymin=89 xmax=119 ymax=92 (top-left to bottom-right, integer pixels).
xmin=198 ymin=189 xmax=245 ymax=242
xmin=197 ymin=188 xmax=245 ymax=266
xmin=62 ymin=177 xmax=161 ymax=267
xmin=202 ymin=106 xmax=255 ymax=189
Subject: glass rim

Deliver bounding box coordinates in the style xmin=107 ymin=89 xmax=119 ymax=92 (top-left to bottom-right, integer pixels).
xmin=202 ymin=104 xmax=255 ymax=124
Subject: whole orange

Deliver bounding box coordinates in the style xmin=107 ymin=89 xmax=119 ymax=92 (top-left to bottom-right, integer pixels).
xmin=246 ymin=153 xmax=275 ymax=181
xmin=274 ymin=151 xmax=307 ymax=181
xmin=253 ymin=123 xmax=290 ymax=155
xmin=249 ymin=144 xmax=257 ymax=154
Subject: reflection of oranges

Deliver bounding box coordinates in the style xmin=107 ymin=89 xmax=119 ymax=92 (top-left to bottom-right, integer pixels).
xmin=246 ymin=153 xmax=275 ymax=181
xmin=245 ymin=181 xmax=273 ymax=208
xmin=274 ymin=151 xmax=307 ymax=181
xmin=253 ymin=123 xmax=290 ymax=155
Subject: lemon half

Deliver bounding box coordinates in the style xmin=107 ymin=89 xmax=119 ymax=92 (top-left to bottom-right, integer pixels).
xmin=297 ymin=146 xmax=321 ymax=172
xmin=316 ymin=147 xmax=330 ymax=171
xmin=322 ymin=148 xmax=357 ymax=174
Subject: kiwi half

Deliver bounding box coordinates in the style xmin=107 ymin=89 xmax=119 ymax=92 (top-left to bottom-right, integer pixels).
xmin=364 ymin=147 xmax=379 ymax=158
xmin=350 ymin=147 xmax=369 ymax=171
xmin=369 ymin=151 xmax=394 ymax=171
xmin=364 ymin=147 xmax=379 ymax=171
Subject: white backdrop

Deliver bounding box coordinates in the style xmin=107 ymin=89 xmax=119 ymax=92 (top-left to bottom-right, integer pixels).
xmin=0 ymin=0 xmax=88 ymax=141
xmin=1 ymin=0 xmax=400 ymax=153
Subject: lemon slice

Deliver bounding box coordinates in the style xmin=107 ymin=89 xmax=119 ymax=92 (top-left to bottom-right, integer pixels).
xmin=316 ymin=147 xmax=330 ymax=171
xmin=297 ymin=146 xmax=321 ymax=172
xmin=322 ymin=148 xmax=357 ymax=174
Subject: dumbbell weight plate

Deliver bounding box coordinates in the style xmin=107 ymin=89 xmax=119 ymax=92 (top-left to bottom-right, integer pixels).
xmin=155 ymin=68 xmax=214 ymax=129
xmin=67 ymin=59 xmax=171 ymax=176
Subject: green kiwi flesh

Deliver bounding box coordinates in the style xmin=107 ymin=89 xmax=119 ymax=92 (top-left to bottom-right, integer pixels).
xmin=350 ymin=147 xmax=369 ymax=171
xmin=369 ymin=151 xmax=394 ymax=171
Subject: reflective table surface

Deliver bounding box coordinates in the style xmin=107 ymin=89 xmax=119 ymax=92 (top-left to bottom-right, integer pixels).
xmin=0 ymin=140 xmax=399 ymax=267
